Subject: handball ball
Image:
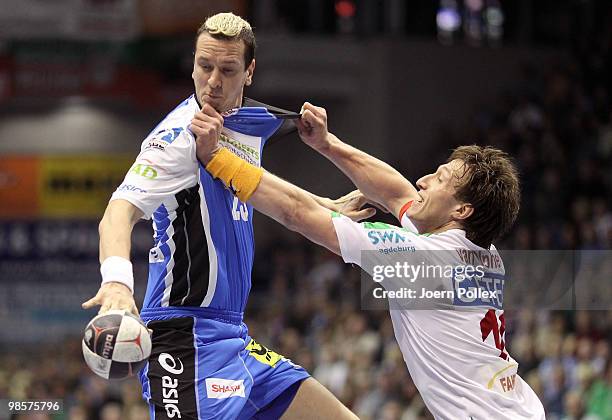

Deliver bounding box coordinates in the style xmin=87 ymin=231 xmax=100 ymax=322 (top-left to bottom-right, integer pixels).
xmin=82 ymin=309 xmax=152 ymax=380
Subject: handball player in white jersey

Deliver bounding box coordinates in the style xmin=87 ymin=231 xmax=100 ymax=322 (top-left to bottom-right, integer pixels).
xmin=195 ymin=103 xmax=546 ymax=419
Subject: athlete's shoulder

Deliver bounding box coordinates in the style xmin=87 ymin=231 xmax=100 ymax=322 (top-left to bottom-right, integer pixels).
xmin=162 ymin=95 xmax=199 ymax=127
xmin=430 ymin=229 xmax=493 ymax=251
xmin=438 ymin=231 xmax=505 ymax=271
xmin=438 ymin=229 xmax=500 ymax=253
xmin=436 ymin=229 xmax=471 ymax=244
xmin=140 ymin=96 xmax=198 ymax=153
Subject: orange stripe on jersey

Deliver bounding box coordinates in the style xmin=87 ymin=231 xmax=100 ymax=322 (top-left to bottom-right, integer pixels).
xmin=398 ymin=200 xmax=414 ymax=221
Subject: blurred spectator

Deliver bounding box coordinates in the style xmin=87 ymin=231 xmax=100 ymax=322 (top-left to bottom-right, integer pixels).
xmin=585 ymin=360 xmax=612 ymax=419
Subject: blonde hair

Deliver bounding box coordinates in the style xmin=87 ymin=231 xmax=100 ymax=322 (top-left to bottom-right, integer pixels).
xmin=204 ymin=12 xmax=252 ymax=37
xmin=196 ymin=12 xmax=256 ymax=69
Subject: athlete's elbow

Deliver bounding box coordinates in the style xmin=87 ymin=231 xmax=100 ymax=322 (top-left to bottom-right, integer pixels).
xmin=99 ymin=210 xmax=111 ymax=238
xmin=100 ymin=200 xmax=139 ymax=237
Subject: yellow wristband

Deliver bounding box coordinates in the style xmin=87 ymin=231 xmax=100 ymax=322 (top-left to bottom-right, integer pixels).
xmin=206 ymin=147 xmax=242 ymax=181
xmin=205 ymin=148 xmax=263 ymax=202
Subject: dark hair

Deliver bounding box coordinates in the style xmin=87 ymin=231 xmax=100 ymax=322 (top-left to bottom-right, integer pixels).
xmin=195 ymin=14 xmax=256 ymax=70
xmin=448 ymin=145 xmax=521 ymax=248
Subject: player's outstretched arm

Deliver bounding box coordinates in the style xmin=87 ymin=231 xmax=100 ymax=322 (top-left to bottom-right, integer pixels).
xmin=203 ymin=147 xmax=344 ymax=254
xmin=252 ymin=170 xmax=343 ymax=254
xmin=297 ymin=102 xmax=420 ymax=219
xmin=195 ymin=132 xmax=361 ymax=256
xmin=98 ymin=199 xmax=142 ymax=263
xmin=307 ymin=189 xmax=381 ymax=219
xmin=82 ymin=199 xmax=142 ymax=315
xmin=192 ymin=102 xmax=377 ymax=220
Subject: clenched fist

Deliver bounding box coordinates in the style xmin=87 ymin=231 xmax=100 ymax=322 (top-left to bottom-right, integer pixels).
xmin=297 ymin=102 xmax=331 ymax=152
xmin=191 ymin=103 xmax=224 ymax=164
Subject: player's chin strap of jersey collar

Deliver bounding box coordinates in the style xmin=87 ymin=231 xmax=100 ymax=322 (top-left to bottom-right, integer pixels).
xmin=206 ymin=148 xmax=263 ymax=202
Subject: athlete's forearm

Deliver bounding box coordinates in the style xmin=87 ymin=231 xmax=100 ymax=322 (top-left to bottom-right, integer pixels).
xmin=98 ymin=200 xmax=142 ymax=263
xmin=82 ymin=200 xmax=141 ymax=313
xmin=202 ymin=147 xmax=341 ymax=253
xmin=317 ymin=133 xmax=419 ymax=216
xmin=250 ymin=172 xmax=308 ymax=229
xmin=250 ymin=172 xmax=340 ymax=255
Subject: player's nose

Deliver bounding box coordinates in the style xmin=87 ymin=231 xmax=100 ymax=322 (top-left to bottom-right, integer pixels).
xmin=416 ymin=176 xmax=428 ymax=190
xmin=208 ymin=68 xmax=222 ymax=89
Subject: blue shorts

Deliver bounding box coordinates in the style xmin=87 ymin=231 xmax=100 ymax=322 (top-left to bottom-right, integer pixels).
xmin=139 ymin=307 xmax=309 ymax=420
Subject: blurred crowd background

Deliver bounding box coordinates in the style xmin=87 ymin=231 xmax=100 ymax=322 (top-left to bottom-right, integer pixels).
xmin=0 ymin=1 xmax=611 ymax=419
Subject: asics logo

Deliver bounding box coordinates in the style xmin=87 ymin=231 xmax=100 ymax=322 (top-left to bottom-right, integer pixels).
xmin=159 ymin=352 xmax=184 ymax=375
xmin=158 ymin=353 xmax=184 ymax=418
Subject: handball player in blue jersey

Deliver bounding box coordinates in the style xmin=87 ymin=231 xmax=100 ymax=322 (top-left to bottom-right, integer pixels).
xmin=82 ymin=13 xmax=365 ymax=420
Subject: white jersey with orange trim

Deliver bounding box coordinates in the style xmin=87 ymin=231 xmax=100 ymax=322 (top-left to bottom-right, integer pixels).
xmin=331 ymin=210 xmax=545 ymax=420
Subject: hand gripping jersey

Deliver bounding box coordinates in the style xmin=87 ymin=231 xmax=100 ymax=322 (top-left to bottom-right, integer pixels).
xmin=331 ymin=212 xmax=545 ymax=420
xmin=112 ymin=95 xmax=290 ymax=314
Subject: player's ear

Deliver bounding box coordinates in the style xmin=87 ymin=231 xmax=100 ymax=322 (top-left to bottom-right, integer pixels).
xmin=192 ymin=51 xmax=197 ymax=81
xmin=245 ymin=59 xmax=255 ymax=86
xmin=453 ymin=203 xmax=474 ymax=221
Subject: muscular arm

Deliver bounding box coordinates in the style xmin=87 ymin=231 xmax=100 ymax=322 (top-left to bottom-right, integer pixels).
xmin=82 ymin=199 xmax=143 ymax=315
xmin=192 ymin=104 xmax=371 ymax=256
xmin=98 ymin=199 xmax=143 ymax=263
xmin=250 ymin=171 xmax=341 ymax=255
xmin=298 ymin=103 xmax=420 ymax=218
xmin=318 ymin=133 xmax=419 ymax=216
xmin=85 ymin=114 xmax=197 ymax=315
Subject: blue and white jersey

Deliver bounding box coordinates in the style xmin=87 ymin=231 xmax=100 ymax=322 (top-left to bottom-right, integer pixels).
xmin=111 ymin=95 xmax=291 ymax=314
